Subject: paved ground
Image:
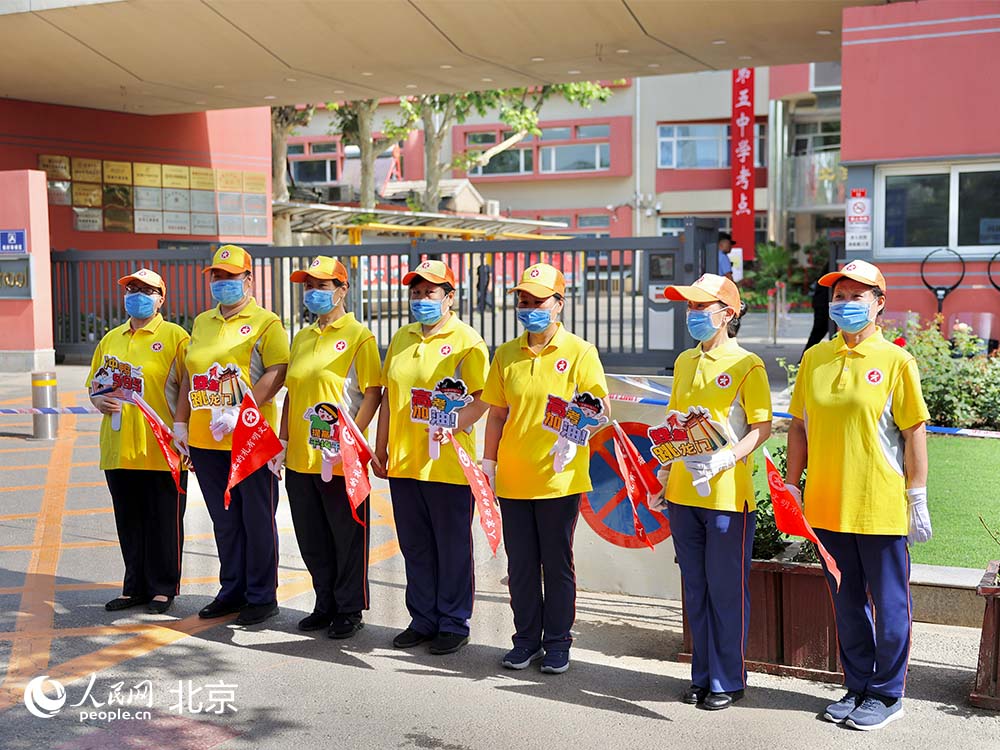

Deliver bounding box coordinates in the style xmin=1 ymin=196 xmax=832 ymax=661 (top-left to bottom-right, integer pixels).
xmin=0 ymin=356 xmax=997 ymax=749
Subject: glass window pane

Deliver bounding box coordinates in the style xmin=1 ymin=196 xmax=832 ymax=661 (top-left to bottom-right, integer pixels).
xmin=549 ymin=144 xmax=597 ymax=171
xmin=481 ymin=149 xmax=522 ymax=174
xmin=466 ymin=131 xmax=496 ymax=146
xmin=884 ymin=173 xmax=950 ymax=247
xmin=578 ymin=214 xmax=610 ymax=228
xmin=658 ymin=125 xmax=674 ymax=138
xmin=541 ymin=127 xmax=572 ymax=141
xmin=577 ymin=124 xmax=610 ymax=138
xmin=659 ymin=140 xmax=674 ymax=167
xmin=821 ymin=120 xmax=841 ymax=133
xmin=677 ymin=138 xmax=722 ymax=168
xmin=522 ymin=148 xmax=534 ymax=172
xmin=287 ymin=144 xmax=305 ymax=155
xmin=292 ymin=160 xmax=328 ymax=183
xmin=598 ymin=143 xmax=610 ymax=169
xmin=673 ymin=124 xmax=724 ymax=139
xmin=311 ymin=142 xmax=338 ymax=154
xmin=958 ymin=170 xmax=1000 ymax=246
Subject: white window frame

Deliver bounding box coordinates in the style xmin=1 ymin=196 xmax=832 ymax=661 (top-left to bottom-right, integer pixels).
xmin=469 ymin=148 xmax=533 ymax=176
xmin=538 ymin=143 xmax=610 ymax=174
xmin=874 ymin=160 xmax=1000 ymax=260
xmin=291 ymin=158 xmax=338 ymax=184
xmin=657 ymin=124 xmax=766 ymax=169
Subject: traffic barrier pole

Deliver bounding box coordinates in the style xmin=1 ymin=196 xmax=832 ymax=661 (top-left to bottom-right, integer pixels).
xmin=30 ymin=371 xmax=58 ymax=441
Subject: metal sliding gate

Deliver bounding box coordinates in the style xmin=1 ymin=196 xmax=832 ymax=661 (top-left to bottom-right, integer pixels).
xmin=51 ymin=223 xmax=718 ymax=369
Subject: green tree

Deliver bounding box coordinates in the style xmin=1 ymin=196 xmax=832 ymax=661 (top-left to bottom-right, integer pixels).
xmin=271 ymin=104 xmax=315 ymax=244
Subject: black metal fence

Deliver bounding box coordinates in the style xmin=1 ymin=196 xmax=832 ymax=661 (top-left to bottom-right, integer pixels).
xmin=51 ymin=236 xmax=685 ymax=367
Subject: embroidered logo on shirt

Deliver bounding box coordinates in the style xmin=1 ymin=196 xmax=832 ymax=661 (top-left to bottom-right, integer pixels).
xmin=335 ymin=340 xmax=347 ymax=352
xmin=866 ymin=368 xmax=883 ymax=385
xmin=555 ymin=358 xmax=569 ymax=373
xmin=151 ymin=342 xmax=163 ymax=352
xmin=439 ymin=344 xmax=452 ymax=356
xmin=716 ymin=372 xmax=732 ymax=389
xmin=239 ymin=325 xmax=252 ymax=335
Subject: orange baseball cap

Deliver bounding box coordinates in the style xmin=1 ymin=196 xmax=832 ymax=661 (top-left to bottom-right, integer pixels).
xmin=203 ymin=244 xmax=252 ymax=275
xmin=290 ymin=256 xmax=348 ymax=284
xmin=663 ymin=273 xmax=741 ymax=311
xmin=402 ymin=259 xmax=457 ymax=287
xmin=510 ymin=263 xmax=566 ymax=299
xmin=818 ymin=259 xmax=887 ymax=291
xmin=118 ymin=268 xmax=166 ymax=295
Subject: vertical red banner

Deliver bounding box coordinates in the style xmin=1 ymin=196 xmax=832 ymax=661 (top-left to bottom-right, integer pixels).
xmin=731 ymin=67 xmax=755 ymax=261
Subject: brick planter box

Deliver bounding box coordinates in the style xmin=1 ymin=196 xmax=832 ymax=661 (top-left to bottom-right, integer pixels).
xmin=680 ymin=559 xmax=843 ymax=683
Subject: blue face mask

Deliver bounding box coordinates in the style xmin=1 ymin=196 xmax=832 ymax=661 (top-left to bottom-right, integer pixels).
xmin=211 ymin=279 xmax=246 ymax=306
xmin=829 ymin=301 xmax=873 ymax=334
xmin=686 ymin=309 xmax=722 ymax=342
xmin=124 ymin=292 xmax=156 ymax=319
xmin=304 ymin=289 xmax=336 ymax=315
xmin=517 ymin=308 xmax=552 ymax=333
xmin=410 ymin=299 xmax=444 ymax=325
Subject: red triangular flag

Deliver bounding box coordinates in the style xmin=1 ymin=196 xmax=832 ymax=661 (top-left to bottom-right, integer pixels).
xmin=611 ymin=421 xmax=656 ymax=550
xmin=336 ymin=400 xmax=373 ymax=465
xmin=337 ymin=420 xmax=370 ymax=527
xmin=225 ymin=392 xmax=283 ymax=510
xmin=763 ymin=447 xmax=841 ymax=589
xmin=451 ymin=440 xmax=502 ymax=556
xmin=131 ymin=393 xmax=185 ymax=495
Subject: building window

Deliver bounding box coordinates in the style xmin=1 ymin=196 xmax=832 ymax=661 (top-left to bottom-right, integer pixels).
xmin=876 ymin=162 xmax=1000 ymax=256
xmin=291 ymin=159 xmax=338 ymax=184
xmin=539 ymin=143 xmax=610 ymax=173
xmin=577 ymin=124 xmax=610 ymax=138
xmin=470 ymin=148 xmax=533 ymax=175
xmin=578 ymin=214 xmax=611 ymax=229
xmin=657 ymin=123 xmax=766 ymax=169
xmin=792 ymin=121 xmax=841 ymax=155
xmin=462 ymin=121 xmax=614 ymax=177
xmin=288 ymin=138 xmax=344 ymax=184
xmin=540 ymin=127 xmax=573 ymax=140
xmin=287 ymin=144 xmax=305 ymax=155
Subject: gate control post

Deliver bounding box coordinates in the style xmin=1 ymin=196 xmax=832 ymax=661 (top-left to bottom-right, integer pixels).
xmin=30 ymin=371 xmax=57 ymax=440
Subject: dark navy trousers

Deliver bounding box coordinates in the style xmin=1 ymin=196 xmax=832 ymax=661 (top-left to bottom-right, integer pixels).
xmin=669 ymin=501 xmax=755 ymax=694
xmin=389 ymin=478 xmax=475 ymax=637
xmin=499 ymin=494 xmax=581 ymax=651
xmin=286 ymin=470 xmax=370 ymax=616
xmin=815 ymin=529 xmax=912 ymax=698
xmin=191 ymin=447 xmax=279 ymax=606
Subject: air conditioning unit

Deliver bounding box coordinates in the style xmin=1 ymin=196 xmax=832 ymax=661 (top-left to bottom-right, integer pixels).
xmin=484 ymin=199 xmax=501 ymax=216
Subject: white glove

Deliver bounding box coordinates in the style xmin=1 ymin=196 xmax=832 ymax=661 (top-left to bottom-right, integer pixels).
xmin=785 ymin=483 xmax=802 ymax=509
xmin=209 ymin=406 xmax=239 ymax=442
xmin=172 ymin=422 xmax=190 ymax=458
xmin=320 ymin=446 xmax=342 ymax=482
xmin=481 ymin=459 xmax=497 ymax=490
xmin=683 ymin=448 xmax=737 ymax=497
xmin=907 ymin=487 xmax=932 ymax=544
xmin=550 ymin=436 xmax=577 ymax=473
xmin=647 ymin=467 xmax=670 ymax=512
xmin=268 ymin=439 xmax=287 ymax=478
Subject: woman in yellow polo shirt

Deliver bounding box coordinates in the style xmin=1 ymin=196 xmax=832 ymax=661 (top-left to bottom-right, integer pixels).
xmin=374 ymin=259 xmax=490 ymax=656
xmin=655 ymin=273 xmax=771 ymax=710
xmin=276 ymin=256 xmax=382 ymax=639
xmin=785 ymin=260 xmax=930 ymax=731
xmin=173 ymin=245 xmax=289 ymax=627
xmin=482 ymin=263 xmax=609 ymax=675
xmin=87 ymin=268 xmax=189 ymax=615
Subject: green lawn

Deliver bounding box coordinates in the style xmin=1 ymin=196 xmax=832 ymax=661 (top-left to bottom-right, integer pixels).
xmin=750 ymin=435 xmax=1000 ymax=569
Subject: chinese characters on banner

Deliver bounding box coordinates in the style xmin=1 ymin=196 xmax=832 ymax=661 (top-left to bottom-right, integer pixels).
xmin=731 ymin=67 xmax=755 ymax=261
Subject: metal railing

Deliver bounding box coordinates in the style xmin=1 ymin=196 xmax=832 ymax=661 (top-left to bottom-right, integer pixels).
xmin=51 ymin=236 xmax=676 ymax=367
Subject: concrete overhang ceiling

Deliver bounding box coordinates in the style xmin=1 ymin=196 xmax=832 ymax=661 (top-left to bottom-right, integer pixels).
xmin=0 ymin=0 xmax=882 ymax=115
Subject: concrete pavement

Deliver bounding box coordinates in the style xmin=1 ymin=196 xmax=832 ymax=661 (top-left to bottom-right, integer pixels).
xmin=0 ymin=364 xmax=997 ymax=749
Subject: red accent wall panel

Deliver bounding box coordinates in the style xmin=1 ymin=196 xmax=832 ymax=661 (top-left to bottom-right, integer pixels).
xmin=656 ymin=168 xmax=767 ymax=193
xmin=769 ymin=64 xmax=812 ymax=101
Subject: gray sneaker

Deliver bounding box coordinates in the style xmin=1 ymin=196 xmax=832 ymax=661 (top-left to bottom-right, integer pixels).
xmin=823 ymin=690 xmax=863 ymax=723
xmin=844 ymin=695 xmax=904 ymax=731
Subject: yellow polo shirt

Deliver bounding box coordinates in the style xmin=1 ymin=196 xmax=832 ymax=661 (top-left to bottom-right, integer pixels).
xmin=482 ymin=325 xmax=609 ymax=499
xmin=184 ymin=298 xmax=289 ymax=450
xmin=789 ymin=329 xmax=929 ymax=535
xmin=285 ymin=313 xmax=381 ymax=475
xmin=381 ymin=313 xmax=489 ymax=484
xmin=86 ymin=314 xmax=189 ymax=471
xmin=664 ymin=339 xmax=772 ymax=512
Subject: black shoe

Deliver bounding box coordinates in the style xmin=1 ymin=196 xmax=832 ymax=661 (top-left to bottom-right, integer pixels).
xmin=105 ymin=596 xmax=150 ymax=612
xmin=703 ymin=689 xmax=745 ymax=711
xmin=198 ymin=598 xmax=245 ymax=619
xmin=235 ymin=602 xmax=279 ymax=626
xmin=428 ymin=631 xmax=469 ymax=655
xmin=298 ymin=612 xmax=333 ymax=632
xmin=393 ymin=627 xmax=433 ymax=649
xmin=328 ymin=614 xmax=363 ymax=640
xmin=682 ymin=685 xmax=709 ymax=705
xmin=146 ymin=597 xmax=174 ymax=614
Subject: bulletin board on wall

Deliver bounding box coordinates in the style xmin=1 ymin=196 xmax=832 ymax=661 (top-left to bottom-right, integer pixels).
xmin=38 ymin=154 xmax=269 ymax=238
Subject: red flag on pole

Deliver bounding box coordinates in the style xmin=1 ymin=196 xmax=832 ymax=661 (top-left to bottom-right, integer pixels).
xmin=450 ymin=440 xmax=502 ymax=556
xmin=335 ymin=401 xmax=374 ymax=465
xmin=611 ymin=421 xmax=661 ymax=550
xmin=130 ymin=393 xmax=185 ymax=495
xmin=337 ymin=420 xmax=370 ymax=527
xmin=731 ymin=66 xmax=756 ymax=261
xmin=763 ymin=448 xmax=841 ymax=589
xmin=225 ymin=392 xmax=283 ymax=510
